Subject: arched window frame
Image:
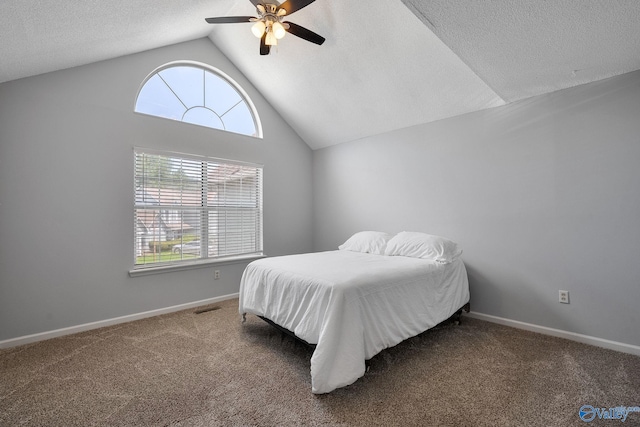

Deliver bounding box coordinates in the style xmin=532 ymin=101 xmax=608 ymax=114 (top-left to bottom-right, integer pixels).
xmin=134 ymin=60 xmax=263 ymax=138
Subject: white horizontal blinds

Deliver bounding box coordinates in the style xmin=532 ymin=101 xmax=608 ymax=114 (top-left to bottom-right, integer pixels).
xmin=207 ymin=163 xmax=263 ymax=257
xmin=134 ymin=149 xmax=262 ymax=266
xmin=134 ymin=152 xmax=204 ymax=265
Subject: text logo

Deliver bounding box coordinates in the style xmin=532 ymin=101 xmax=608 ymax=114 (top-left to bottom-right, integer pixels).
xmin=579 ymin=405 xmax=640 ymax=423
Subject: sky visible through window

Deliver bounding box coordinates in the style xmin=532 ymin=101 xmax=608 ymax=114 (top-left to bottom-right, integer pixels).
xmin=135 ymin=64 xmax=259 ymax=137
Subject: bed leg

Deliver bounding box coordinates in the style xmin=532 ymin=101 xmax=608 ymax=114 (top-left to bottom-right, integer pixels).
xmin=242 ymin=313 xmax=246 ymax=323
xmin=453 ymin=303 xmax=471 ymax=325
xmin=453 ymin=309 xmax=462 ymax=325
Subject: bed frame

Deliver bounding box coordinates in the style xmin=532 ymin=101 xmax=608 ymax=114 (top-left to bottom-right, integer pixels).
xmin=452 ymin=302 xmax=471 ymax=325
xmin=251 ymin=301 xmax=471 ymax=350
xmin=257 ymin=315 xmax=317 ymax=348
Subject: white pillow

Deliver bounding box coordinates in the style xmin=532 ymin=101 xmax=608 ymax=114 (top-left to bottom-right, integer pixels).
xmin=338 ymin=231 xmax=392 ymax=255
xmin=384 ymin=231 xmax=462 ymax=263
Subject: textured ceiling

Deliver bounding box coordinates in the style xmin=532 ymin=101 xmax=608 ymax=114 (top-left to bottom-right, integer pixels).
xmin=207 ymin=0 xmax=503 ymax=149
xmin=1 ymin=1 xmax=639 ymax=150
xmin=402 ymin=0 xmax=640 ymax=103
xmin=0 ymin=0 xmax=221 ymax=84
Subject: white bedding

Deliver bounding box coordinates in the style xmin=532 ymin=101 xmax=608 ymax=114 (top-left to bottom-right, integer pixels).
xmin=238 ymin=250 xmax=470 ymax=394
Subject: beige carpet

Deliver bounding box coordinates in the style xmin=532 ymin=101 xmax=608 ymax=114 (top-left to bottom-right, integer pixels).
xmin=1 ymin=298 xmax=639 ymax=426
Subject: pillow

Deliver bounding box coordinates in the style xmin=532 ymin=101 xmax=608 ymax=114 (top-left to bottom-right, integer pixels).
xmin=338 ymin=231 xmax=392 ymax=255
xmin=384 ymin=231 xmax=462 ymax=263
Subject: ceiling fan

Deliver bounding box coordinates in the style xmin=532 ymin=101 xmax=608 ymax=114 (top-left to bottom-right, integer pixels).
xmin=205 ymin=0 xmax=325 ymax=55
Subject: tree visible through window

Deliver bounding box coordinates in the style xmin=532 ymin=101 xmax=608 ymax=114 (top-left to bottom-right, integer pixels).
xmin=134 ymin=149 xmax=263 ymax=267
xmin=135 ymin=61 xmax=262 ymax=138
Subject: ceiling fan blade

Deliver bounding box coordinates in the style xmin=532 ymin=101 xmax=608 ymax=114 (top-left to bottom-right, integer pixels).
xmin=260 ymin=33 xmax=271 ymax=55
xmin=248 ymin=0 xmax=262 ymax=6
xmin=284 ymin=21 xmax=325 ymax=45
xmin=205 ymin=16 xmax=254 ymax=24
xmin=278 ymin=0 xmax=316 ymax=15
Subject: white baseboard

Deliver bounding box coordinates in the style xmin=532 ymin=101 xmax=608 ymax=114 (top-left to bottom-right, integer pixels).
xmin=466 ymin=311 xmax=640 ymax=357
xmin=0 ymin=293 xmax=239 ymax=349
xmin=4 ymin=302 xmax=638 ymax=357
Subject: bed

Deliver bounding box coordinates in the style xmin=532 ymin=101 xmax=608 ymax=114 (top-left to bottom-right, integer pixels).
xmin=239 ymin=231 xmax=470 ymax=394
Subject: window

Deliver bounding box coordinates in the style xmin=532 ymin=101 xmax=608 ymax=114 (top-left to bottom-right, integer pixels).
xmin=135 ymin=61 xmax=262 ymax=138
xmin=134 ymin=149 xmax=263 ymax=268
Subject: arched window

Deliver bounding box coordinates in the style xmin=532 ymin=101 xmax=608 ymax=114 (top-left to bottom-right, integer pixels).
xmin=135 ymin=61 xmax=262 ymax=138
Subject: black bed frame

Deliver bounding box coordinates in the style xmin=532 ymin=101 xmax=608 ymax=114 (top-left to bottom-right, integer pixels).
xmin=256 ymin=302 xmax=471 ymax=350
xmin=258 ymin=315 xmax=317 ymax=348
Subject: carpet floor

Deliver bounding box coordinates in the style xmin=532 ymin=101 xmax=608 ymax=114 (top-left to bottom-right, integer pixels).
xmin=1 ymin=298 xmax=639 ymax=426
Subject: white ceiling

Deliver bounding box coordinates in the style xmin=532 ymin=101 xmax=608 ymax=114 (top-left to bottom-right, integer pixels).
xmin=2 ymin=1 xmax=639 ymax=150
xmin=402 ymin=0 xmax=640 ymax=103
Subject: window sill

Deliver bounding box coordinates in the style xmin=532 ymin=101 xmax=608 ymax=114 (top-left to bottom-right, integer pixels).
xmin=128 ymin=253 xmax=265 ymax=277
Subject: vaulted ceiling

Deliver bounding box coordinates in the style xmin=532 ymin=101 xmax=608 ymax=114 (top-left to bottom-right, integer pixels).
xmin=2 ymin=0 xmax=639 ymax=150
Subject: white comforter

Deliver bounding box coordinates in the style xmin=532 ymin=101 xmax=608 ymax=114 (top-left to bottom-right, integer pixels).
xmin=238 ymin=250 xmax=469 ymax=394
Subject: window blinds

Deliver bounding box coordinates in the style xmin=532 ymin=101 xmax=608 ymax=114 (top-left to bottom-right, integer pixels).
xmin=134 ymin=149 xmax=263 ymax=266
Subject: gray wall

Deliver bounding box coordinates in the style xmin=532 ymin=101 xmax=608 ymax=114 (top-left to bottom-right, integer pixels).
xmin=0 ymin=38 xmax=313 ymax=341
xmin=313 ymin=70 xmax=640 ymax=347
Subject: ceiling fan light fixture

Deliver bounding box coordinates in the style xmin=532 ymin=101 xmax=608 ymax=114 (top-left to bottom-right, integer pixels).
xmin=272 ymin=21 xmax=286 ymax=39
xmin=251 ymin=21 xmax=266 ymax=38
xmin=204 ymin=0 xmax=325 ymax=55
xmin=265 ymin=31 xmax=278 ymax=46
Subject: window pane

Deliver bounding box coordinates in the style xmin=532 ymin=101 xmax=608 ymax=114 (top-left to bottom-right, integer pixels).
xmin=135 ymin=74 xmax=185 ymax=121
xmin=183 ymin=107 xmax=224 ymax=130
xmin=134 ymin=149 xmax=262 ymax=267
xmin=158 ymin=66 xmax=204 ymax=109
xmin=222 ymin=102 xmax=257 ymax=137
xmin=135 ymin=208 xmax=202 ymax=265
xmin=209 ymin=208 xmax=261 ymax=257
xmin=204 ymin=72 xmax=242 ymax=114
xmin=135 ymin=62 xmax=261 ymax=138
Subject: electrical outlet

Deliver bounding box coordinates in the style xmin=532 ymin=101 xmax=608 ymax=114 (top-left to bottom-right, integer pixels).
xmin=214 ymin=270 xmax=220 ymax=280
xmin=559 ymin=290 xmax=569 ymax=304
